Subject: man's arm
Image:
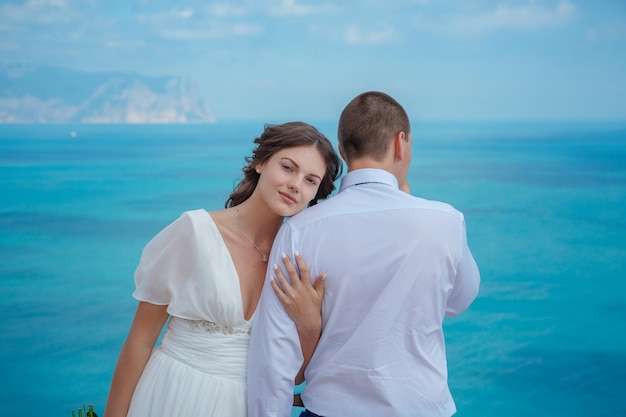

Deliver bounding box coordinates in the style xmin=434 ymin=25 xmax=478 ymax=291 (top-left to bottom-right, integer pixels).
xmin=446 ymin=217 xmax=480 ymax=317
xmin=271 ymin=252 xmax=325 ymax=384
xmin=247 ymin=225 xmax=304 ymax=417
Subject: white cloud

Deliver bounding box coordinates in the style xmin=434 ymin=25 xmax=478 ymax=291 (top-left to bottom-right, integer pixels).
xmin=158 ymin=22 xmax=262 ymax=40
xmin=0 ymin=40 xmax=20 ymax=51
xmin=0 ymin=0 xmax=77 ymax=24
xmin=586 ymin=19 xmax=626 ymax=41
xmin=343 ymin=23 xmax=395 ymax=45
xmin=209 ymin=3 xmax=248 ymax=18
xmin=137 ymin=8 xmax=195 ymax=24
xmin=158 ymin=29 xmax=206 ymax=40
xmin=268 ymin=0 xmax=335 ymax=17
xmin=176 ymin=8 xmax=195 ymax=19
xmin=105 ymin=40 xmax=146 ymax=49
xmin=414 ymin=0 xmax=576 ymax=35
xmin=487 ymin=0 xmax=575 ymax=29
xmin=26 ymin=0 xmax=70 ymax=9
xmin=135 ymin=5 xmax=262 ymax=41
xmin=232 ymin=23 xmax=262 ymax=36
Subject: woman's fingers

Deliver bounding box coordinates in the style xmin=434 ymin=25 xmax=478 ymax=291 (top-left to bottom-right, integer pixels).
xmin=293 ymin=251 xmax=313 ymax=285
xmin=277 ymin=252 xmax=323 ymax=291
xmin=272 ymin=252 xmax=324 ymax=310
xmin=271 ymin=273 xmax=289 ymax=303
xmin=313 ymin=272 xmax=326 ymax=298
xmin=272 ymin=252 xmax=325 ymax=329
xmin=280 ymin=252 xmax=306 ymax=287
xmin=272 ymin=262 xmax=294 ymax=299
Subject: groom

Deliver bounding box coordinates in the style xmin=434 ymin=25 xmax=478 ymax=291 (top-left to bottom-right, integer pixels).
xmin=247 ymin=91 xmax=480 ymax=417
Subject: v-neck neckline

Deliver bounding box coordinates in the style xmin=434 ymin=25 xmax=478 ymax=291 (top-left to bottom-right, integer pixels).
xmin=205 ymin=210 xmax=256 ymax=323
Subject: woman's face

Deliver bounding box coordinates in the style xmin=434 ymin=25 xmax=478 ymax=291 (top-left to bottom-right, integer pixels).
xmin=256 ymin=145 xmax=327 ymax=217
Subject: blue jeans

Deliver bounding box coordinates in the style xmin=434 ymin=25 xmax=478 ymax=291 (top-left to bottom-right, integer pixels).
xmin=299 ymin=410 xmax=322 ymax=417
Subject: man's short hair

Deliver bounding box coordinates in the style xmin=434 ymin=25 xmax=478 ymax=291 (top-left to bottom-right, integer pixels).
xmin=338 ymin=91 xmax=411 ymax=162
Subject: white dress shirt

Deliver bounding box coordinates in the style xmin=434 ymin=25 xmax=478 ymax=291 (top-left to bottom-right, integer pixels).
xmin=247 ymin=168 xmax=480 ymax=417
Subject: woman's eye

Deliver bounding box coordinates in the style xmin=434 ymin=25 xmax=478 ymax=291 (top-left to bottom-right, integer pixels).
xmin=306 ymin=177 xmax=318 ymax=185
xmin=282 ymin=164 xmax=294 ymax=172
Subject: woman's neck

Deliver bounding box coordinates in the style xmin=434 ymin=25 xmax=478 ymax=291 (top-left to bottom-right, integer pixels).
xmin=233 ymin=200 xmax=283 ymax=245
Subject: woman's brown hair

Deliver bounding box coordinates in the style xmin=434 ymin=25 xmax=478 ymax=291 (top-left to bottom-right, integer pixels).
xmin=225 ymin=122 xmax=342 ymax=208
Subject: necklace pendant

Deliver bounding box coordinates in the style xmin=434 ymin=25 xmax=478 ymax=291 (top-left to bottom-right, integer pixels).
xmin=262 ymin=254 xmax=268 ymax=263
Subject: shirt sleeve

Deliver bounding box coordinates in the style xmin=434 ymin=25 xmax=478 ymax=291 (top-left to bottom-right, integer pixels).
xmin=445 ymin=215 xmax=480 ymax=317
xmin=247 ymin=223 xmax=304 ymax=417
xmin=132 ymin=212 xmax=197 ymax=305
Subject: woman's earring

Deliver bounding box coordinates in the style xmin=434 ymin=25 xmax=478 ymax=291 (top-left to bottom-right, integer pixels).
xmin=255 ymin=167 xmax=261 ymax=174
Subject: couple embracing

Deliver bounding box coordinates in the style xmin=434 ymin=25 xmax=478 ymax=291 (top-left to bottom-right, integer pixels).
xmin=104 ymin=91 xmax=480 ymax=417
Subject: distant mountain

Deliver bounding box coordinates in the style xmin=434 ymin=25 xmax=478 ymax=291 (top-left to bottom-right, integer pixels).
xmin=0 ymin=64 xmax=215 ymax=123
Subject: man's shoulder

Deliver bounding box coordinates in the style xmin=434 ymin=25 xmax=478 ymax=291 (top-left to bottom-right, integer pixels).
xmin=289 ymin=190 xmax=465 ymax=229
xmin=287 ymin=195 xmax=340 ymax=228
xmin=410 ymin=195 xmax=464 ymax=220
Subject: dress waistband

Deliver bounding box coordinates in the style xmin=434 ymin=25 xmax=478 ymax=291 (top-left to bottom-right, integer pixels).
xmin=159 ymin=316 xmax=250 ymax=380
xmin=181 ymin=318 xmax=251 ymax=335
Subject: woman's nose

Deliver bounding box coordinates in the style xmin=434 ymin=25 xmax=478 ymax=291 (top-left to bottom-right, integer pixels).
xmin=287 ymin=177 xmax=300 ymax=192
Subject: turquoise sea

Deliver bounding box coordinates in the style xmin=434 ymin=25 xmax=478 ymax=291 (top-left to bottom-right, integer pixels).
xmin=1 ymin=121 xmax=625 ymax=416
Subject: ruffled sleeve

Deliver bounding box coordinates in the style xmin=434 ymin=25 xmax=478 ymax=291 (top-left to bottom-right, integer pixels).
xmin=132 ymin=212 xmax=198 ymax=305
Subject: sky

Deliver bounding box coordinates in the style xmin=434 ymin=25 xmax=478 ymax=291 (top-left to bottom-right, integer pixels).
xmin=1 ymin=0 xmax=625 ymax=121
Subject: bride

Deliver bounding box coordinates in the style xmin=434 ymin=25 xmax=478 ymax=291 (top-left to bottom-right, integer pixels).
xmin=103 ymin=122 xmax=342 ymax=417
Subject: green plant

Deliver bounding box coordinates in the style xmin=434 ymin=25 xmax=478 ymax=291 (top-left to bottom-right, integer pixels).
xmin=71 ymin=404 xmax=98 ymax=417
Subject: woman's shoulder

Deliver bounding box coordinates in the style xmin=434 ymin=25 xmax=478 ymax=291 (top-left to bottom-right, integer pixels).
xmin=150 ymin=209 xmax=215 ymax=244
xmin=176 ymin=209 xmax=216 ymax=229
xmin=176 ymin=209 xmax=231 ymax=245
xmin=180 ymin=208 xmax=210 ymax=220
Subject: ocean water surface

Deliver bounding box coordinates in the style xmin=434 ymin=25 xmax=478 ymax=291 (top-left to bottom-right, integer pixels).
xmin=1 ymin=121 xmax=625 ymax=416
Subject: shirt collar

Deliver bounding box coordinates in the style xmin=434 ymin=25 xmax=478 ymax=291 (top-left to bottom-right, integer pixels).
xmin=339 ymin=168 xmax=399 ymax=192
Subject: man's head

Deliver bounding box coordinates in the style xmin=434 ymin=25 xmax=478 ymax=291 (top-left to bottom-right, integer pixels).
xmin=338 ymin=91 xmax=412 ymax=183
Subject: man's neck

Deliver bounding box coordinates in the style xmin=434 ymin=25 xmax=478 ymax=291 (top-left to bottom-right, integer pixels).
xmin=346 ymin=157 xmax=389 ymax=172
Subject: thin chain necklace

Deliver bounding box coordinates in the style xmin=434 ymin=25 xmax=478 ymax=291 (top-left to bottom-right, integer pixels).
xmin=235 ymin=209 xmax=268 ymax=263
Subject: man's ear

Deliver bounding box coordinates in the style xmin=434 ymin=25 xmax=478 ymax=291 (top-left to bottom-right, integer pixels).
xmin=393 ymin=131 xmax=407 ymax=161
xmin=338 ymin=144 xmax=347 ymax=162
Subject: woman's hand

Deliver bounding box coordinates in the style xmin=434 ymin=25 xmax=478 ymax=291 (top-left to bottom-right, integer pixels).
xmin=271 ymin=252 xmax=325 ymax=333
xmin=271 ymin=251 xmax=325 ymax=384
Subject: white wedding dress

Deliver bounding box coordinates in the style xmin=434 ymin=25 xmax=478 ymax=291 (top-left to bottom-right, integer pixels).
xmin=126 ymin=210 xmax=254 ymax=417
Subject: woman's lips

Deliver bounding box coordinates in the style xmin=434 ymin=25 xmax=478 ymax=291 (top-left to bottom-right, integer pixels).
xmin=279 ymin=191 xmax=297 ymax=204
